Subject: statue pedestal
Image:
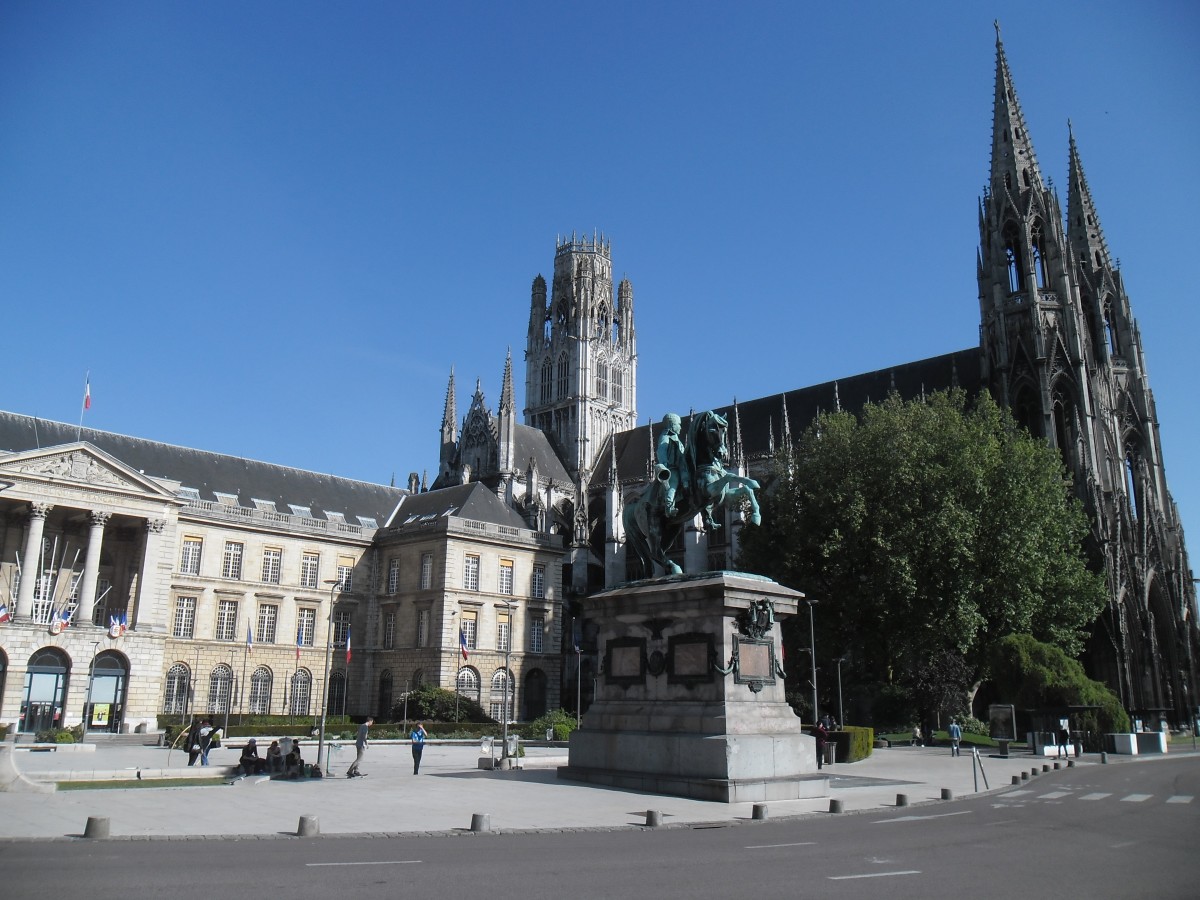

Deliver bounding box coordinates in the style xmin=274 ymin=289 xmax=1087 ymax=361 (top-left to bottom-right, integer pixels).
xmin=559 ymin=572 xmax=826 ymax=803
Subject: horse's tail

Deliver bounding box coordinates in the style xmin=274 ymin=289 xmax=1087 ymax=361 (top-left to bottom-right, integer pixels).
xmin=622 ymin=493 xmax=652 ymax=573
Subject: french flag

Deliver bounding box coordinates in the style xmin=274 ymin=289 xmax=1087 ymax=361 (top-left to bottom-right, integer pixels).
xmin=296 ymin=626 xmax=303 ymax=661
xmin=0 ymin=603 xmax=11 ymax=624
xmin=345 ymin=626 xmax=352 ymax=664
xmin=459 ymin=627 xmax=469 ymax=661
xmin=246 ymin=622 xmax=254 ymax=654
xmin=83 ymin=375 xmax=92 ymax=410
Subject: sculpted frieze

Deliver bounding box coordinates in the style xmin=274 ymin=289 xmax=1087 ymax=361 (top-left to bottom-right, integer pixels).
xmin=12 ymin=451 xmax=128 ymax=488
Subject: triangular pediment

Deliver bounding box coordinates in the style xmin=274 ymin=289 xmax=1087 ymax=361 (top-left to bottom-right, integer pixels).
xmin=0 ymin=442 xmax=179 ymax=500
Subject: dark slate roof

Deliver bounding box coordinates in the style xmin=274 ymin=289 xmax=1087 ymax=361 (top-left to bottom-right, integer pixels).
xmin=385 ymin=481 xmax=529 ymax=530
xmin=513 ymin=423 xmax=572 ymax=483
xmin=0 ymin=411 xmax=407 ymax=527
xmin=601 ymin=348 xmax=984 ymax=483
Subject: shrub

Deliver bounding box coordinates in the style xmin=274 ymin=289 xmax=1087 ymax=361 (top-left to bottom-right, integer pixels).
xmin=391 ymin=686 xmax=495 ymax=725
xmin=523 ymin=709 xmax=578 ymax=741
xmin=959 ymin=715 xmax=989 ymax=736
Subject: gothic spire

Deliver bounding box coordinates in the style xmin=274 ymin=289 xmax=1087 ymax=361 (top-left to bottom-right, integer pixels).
xmin=1066 ymin=123 xmax=1114 ymax=274
xmin=500 ymin=348 xmax=515 ymax=414
xmin=780 ymin=394 xmax=792 ymax=450
xmin=990 ymin=22 xmax=1045 ymax=200
xmin=441 ymin=368 xmax=457 ymax=438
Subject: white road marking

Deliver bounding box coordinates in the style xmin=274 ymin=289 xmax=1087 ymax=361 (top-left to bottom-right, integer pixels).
xmin=306 ymin=860 xmax=422 ymax=867
xmin=1120 ymin=794 xmax=1152 ymax=803
xmin=746 ymin=842 xmax=817 ymax=849
xmin=1079 ymin=793 xmax=1111 ymax=801
xmin=1005 ymin=790 xmax=1033 ymax=797
xmin=1165 ymin=796 xmax=1193 ymax=804
xmin=875 ymin=810 xmax=971 ymax=824
xmin=1038 ymin=791 xmax=1073 ymax=799
xmin=829 ymin=870 xmax=921 ymax=880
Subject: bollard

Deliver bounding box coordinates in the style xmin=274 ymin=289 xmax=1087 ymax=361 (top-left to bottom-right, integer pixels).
xmin=1012 ymin=775 xmax=1021 ymax=785
xmin=941 ymin=788 xmax=953 ymax=801
xmin=1101 ymin=752 xmax=1108 ymax=764
xmin=751 ymin=804 xmax=768 ymax=821
xmin=1021 ymin=771 xmax=1029 ymax=781
xmin=1068 ymin=759 xmax=1076 ymax=768
xmin=829 ymin=799 xmax=844 ymax=814
xmin=645 ymin=810 xmax=663 ymax=827
xmin=297 ymin=815 xmax=319 ymax=837
xmin=83 ymin=816 xmax=110 ymax=839
xmin=895 ymin=793 xmax=909 ymax=807
xmin=469 ymin=813 xmax=491 ymax=833
xmin=1029 ymin=768 xmax=1038 ymax=777
xmin=1042 ymin=764 xmax=1050 ymax=773
xmin=1053 ymin=762 xmax=1061 ymax=770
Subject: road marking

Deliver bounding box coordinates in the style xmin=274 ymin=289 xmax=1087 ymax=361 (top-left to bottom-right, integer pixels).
xmin=829 ymin=870 xmax=921 ymax=880
xmin=306 ymin=861 xmax=422 ymax=867
xmin=1038 ymin=791 xmax=1073 ymax=799
xmin=746 ymin=842 xmax=817 ymax=849
xmin=1079 ymin=793 xmax=1111 ymax=801
xmin=1120 ymin=794 xmax=1152 ymax=803
xmin=1165 ymin=796 xmax=1193 ymax=804
xmin=1005 ymin=790 xmax=1033 ymax=797
xmin=875 ymin=810 xmax=971 ymax=824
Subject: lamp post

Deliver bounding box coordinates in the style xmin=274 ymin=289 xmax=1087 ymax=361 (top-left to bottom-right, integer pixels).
xmin=451 ymin=610 xmax=461 ymax=724
xmin=81 ymin=640 xmax=101 ymax=741
xmin=806 ymin=599 xmax=819 ymax=724
xmin=834 ymin=656 xmax=847 ymax=728
xmin=502 ymin=599 xmax=515 ymax=761
xmin=317 ymin=579 xmax=343 ymax=776
xmin=223 ymin=649 xmax=235 ymax=739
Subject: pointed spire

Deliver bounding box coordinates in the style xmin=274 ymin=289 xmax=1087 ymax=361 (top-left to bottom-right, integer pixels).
xmin=732 ymin=398 xmax=744 ymax=468
xmin=442 ymin=367 xmax=457 ymax=431
xmin=833 ymin=381 xmax=842 ymax=413
xmin=500 ymin=348 xmax=515 ymax=414
xmin=767 ymin=416 xmax=775 ymax=456
xmin=1067 ymin=122 xmax=1114 ymax=273
xmin=990 ymin=22 xmax=1045 ymax=199
xmin=780 ymin=393 xmax=793 ymax=449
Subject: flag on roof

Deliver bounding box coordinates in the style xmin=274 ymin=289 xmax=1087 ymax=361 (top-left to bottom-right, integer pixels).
xmin=83 ymin=374 xmax=92 ymax=411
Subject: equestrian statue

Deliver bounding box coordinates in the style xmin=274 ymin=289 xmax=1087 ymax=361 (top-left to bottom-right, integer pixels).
xmin=622 ymin=410 xmax=761 ymax=577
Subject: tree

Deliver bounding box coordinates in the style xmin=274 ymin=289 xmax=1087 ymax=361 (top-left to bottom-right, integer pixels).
xmin=738 ymin=389 xmax=1106 ymax=711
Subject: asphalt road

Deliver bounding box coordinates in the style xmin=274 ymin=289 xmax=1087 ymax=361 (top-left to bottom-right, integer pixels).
xmin=2 ymin=757 xmax=1195 ymax=899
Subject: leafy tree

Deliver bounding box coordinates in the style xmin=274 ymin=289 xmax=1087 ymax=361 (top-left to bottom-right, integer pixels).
xmin=738 ymin=389 xmax=1106 ymax=714
xmin=391 ymin=686 xmax=495 ymax=724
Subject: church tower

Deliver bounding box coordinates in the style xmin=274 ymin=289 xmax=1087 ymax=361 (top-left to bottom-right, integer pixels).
xmin=978 ymin=26 xmax=1196 ymax=724
xmin=524 ymin=233 xmax=637 ymax=480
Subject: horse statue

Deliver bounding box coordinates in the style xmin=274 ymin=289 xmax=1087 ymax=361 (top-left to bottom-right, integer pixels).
xmin=622 ymin=410 xmax=761 ymax=577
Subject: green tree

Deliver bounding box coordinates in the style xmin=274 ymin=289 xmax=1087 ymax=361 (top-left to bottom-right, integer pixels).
xmin=738 ymin=389 xmax=1106 ymax=710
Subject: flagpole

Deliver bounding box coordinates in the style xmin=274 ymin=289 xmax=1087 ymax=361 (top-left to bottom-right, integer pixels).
xmin=77 ymin=371 xmax=90 ymax=442
xmin=240 ymin=635 xmax=250 ymax=726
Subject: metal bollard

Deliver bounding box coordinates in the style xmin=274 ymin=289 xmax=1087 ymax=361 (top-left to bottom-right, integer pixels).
xmin=470 ymin=813 xmax=491 ymax=833
xmin=1042 ymin=764 xmax=1050 ymax=773
xmin=895 ymin=793 xmax=909 ymax=807
xmin=1029 ymin=767 xmax=1039 ymax=777
xmin=84 ymin=816 xmax=110 ymax=839
xmin=1068 ymin=759 xmax=1076 ymax=768
xmin=1053 ymin=762 xmax=1061 ymax=770
xmin=941 ymin=788 xmax=953 ymax=800
xmin=829 ymin=799 xmax=844 ymax=814
xmin=1021 ymin=771 xmax=1029 ymax=781
xmin=1011 ymin=775 xmax=1021 ymax=785
xmin=645 ymin=810 xmax=663 ymax=827
xmin=752 ymin=804 xmax=768 ymax=821
xmin=297 ymin=815 xmax=319 ymax=837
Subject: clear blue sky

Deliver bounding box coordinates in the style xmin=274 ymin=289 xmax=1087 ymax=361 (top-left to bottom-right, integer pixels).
xmin=2 ymin=2 xmax=1197 ymax=547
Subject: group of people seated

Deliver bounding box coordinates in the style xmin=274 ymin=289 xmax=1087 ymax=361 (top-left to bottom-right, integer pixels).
xmin=237 ymin=738 xmax=301 ymax=777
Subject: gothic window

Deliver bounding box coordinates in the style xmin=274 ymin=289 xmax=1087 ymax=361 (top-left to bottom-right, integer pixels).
xmin=1052 ymin=395 xmax=1076 ymax=472
xmin=556 ymin=354 xmax=569 ymax=399
xmin=543 ymin=315 xmax=551 ymax=343
xmin=1030 ymin=224 xmax=1047 ymax=289
xmin=289 ymin=669 xmax=311 ymax=716
xmin=596 ymin=360 xmax=608 ymax=399
xmin=540 ymin=359 xmax=552 ymax=404
xmin=1003 ymin=225 xmax=1024 ymax=293
xmin=555 ymin=302 xmax=567 ymax=332
xmin=1124 ymin=451 xmax=1140 ymax=521
xmin=163 ymin=664 xmax=190 ymax=715
xmin=1022 ymin=168 xmax=1031 ymax=188
xmin=249 ymin=667 xmax=272 ymax=715
xmin=611 ymin=320 xmax=620 ymax=344
xmin=1103 ymin=300 xmax=1120 ymax=357
xmin=208 ymin=665 xmax=233 ymax=715
xmin=612 ymin=368 xmax=623 ymax=405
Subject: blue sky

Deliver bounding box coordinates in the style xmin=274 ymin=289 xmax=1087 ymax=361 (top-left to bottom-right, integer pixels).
xmin=2 ymin=2 xmax=1197 ymax=546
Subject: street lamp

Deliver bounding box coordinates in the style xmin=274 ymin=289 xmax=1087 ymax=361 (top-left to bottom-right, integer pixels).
xmin=317 ymin=579 xmax=343 ymax=776
xmin=223 ymin=649 xmax=235 ymax=739
xmin=805 ymin=599 xmax=818 ymax=724
xmin=834 ymin=656 xmax=847 ymax=728
xmin=81 ymin=640 xmax=101 ymax=741
xmin=501 ymin=599 xmax=515 ymax=761
xmin=451 ymin=610 xmax=461 ymax=724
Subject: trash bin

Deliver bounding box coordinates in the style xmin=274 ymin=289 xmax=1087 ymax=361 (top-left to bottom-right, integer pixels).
xmin=506 ymin=734 xmax=520 ymax=757
xmin=824 ymin=744 xmax=836 ymax=766
xmin=545 ymin=727 xmax=554 ymax=741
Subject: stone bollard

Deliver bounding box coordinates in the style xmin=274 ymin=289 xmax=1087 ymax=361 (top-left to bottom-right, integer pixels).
xmin=1029 ymin=768 xmax=1039 ymax=777
xmin=1011 ymin=775 xmax=1021 ymax=785
xmin=1053 ymin=762 xmax=1061 ymax=770
xmin=1020 ymin=771 xmax=1029 ymax=781
xmin=829 ymin=799 xmax=844 ymax=814
xmin=297 ymin=815 xmax=319 ymax=837
xmin=752 ymin=804 xmax=768 ymax=821
xmin=645 ymin=810 xmax=663 ymax=827
xmin=1068 ymin=759 xmax=1076 ymax=768
xmin=84 ymin=816 xmax=110 ymax=839
xmin=470 ymin=813 xmax=491 ymax=833
xmin=895 ymin=793 xmax=909 ymax=807
xmin=941 ymin=788 xmax=953 ymax=801
xmin=1042 ymin=764 xmax=1050 ymax=773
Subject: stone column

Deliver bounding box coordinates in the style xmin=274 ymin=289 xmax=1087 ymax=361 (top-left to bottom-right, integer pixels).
xmin=15 ymin=503 xmax=52 ymax=620
xmin=131 ymin=518 xmax=168 ymax=631
xmin=76 ymin=511 xmax=111 ymax=626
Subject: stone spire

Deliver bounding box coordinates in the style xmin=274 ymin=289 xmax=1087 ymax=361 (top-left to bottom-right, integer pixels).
xmin=1066 ymin=123 xmax=1114 ymax=274
xmin=498 ymin=350 xmax=516 ymax=473
xmin=990 ymin=22 xmax=1045 ymax=200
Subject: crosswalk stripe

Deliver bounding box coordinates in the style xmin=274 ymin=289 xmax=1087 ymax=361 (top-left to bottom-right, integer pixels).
xmin=1079 ymin=793 xmax=1111 ymax=801
xmin=1038 ymin=791 xmax=1072 ymax=799
xmin=1165 ymin=796 xmax=1193 ymax=804
xmin=1005 ymin=790 xmax=1033 ymax=797
xmin=1120 ymin=794 xmax=1152 ymax=802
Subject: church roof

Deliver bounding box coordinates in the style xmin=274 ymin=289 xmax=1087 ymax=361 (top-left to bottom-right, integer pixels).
xmin=0 ymin=411 xmax=406 ymax=528
xmin=513 ymin=423 xmax=572 ymax=483
xmin=385 ymin=481 xmax=529 ymax=531
xmin=600 ymin=349 xmax=983 ymax=484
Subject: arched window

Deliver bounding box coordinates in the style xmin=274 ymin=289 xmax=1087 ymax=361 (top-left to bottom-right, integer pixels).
xmin=596 ymin=360 xmax=608 ymax=399
xmin=540 ymin=358 xmax=552 ymax=404
xmin=328 ymin=670 xmax=346 ymax=717
xmin=378 ymin=670 xmax=393 ymax=720
xmin=208 ymin=665 xmax=233 ymax=715
xmin=1003 ymin=226 xmax=1024 ymax=293
xmin=410 ymin=667 xmax=425 ymax=689
xmin=163 ymin=663 xmax=190 ymax=715
xmin=1103 ymin=300 xmax=1120 ymax=357
xmin=289 ymin=669 xmax=312 ymax=716
xmin=456 ymin=666 xmax=479 ymax=702
xmin=1124 ymin=452 xmax=1140 ymax=522
xmin=248 ymin=666 xmax=273 ymax=715
xmin=1030 ymin=224 xmax=1048 ymax=289
xmin=556 ymin=354 xmax=569 ymax=399
xmin=612 ymin=368 xmax=623 ymax=405
xmin=490 ymin=669 xmax=514 ymax=723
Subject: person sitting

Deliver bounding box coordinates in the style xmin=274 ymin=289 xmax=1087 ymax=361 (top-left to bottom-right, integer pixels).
xmin=285 ymin=740 xmax=304 ymax=779
xmin=265 ymin=740 xmax=284 ymax=774
xmin=238 ymin=738 xmax=264 ymax=776
xmin=911 ymin=724 xmax=923 ymax=747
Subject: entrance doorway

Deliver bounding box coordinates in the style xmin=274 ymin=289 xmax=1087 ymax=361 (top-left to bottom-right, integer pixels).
xmin=84 ymin=652 xmax=128 ymax=733
xmin=21 ymin=648 xmax=70 ymax=734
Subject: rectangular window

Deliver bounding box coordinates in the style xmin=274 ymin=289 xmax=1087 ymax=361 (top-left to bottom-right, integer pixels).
xmin=530 ymin=616 xmax=544 ymax=654
xmin=258 ymin=603 xmax=278 ymax=644
xmin=499 ymin=559 xmax=514 ymax=595
xmin=337 ymin=556 xmax=354 ymax=592
xmin=222 ymin=541 xmax=243 ymax=580
xmin=420 ymin=553 xmax=433 ymax=590
xmin=300 ymin=552 xmax=320 ymax=589
xmin=497 ymin=610 xmax=511 ymax=652
xmin=215 ymin=599 xmax=238 ymax=641
xmin=297 ymin=608 xmax=317 ymax=647
xmin=461 ymin=610 xmax=478 ymax=650
xmin=333 ymin=608 xmax=351 ymax=646
xmin=532 ymin=565 xmax=545 ymax=599
xmin=383 ymin=610 xmax=396 ymax=650
xmin=173 ymin=596 xmax=197 ymax=639
xmin=261 ymin=548 xmax=282 ymax=584
xmin=387 ymin=557 xmax=400 ymax=595
xmin=416 ymin=608 xmax=430 ymax=648
xmin=463 ymin=555 xmax=480 ymax=591
xmin=180 ymin=539 xmax=203 ymax=576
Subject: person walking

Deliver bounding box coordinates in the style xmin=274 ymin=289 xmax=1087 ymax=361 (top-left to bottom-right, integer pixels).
xmin=185 ymin=720 xmax=203 ymax=767
xmin=948 ymin=719 xmax=963 ymax=757
xmin=1057 ymin=724 xmax=1070 ymax=759
xmin=813 ymin=720 xmax=829 ymax=770
xmin=911 ymin=723 xmax=923 ymax=747
xmin=410 ymin=722 xmax=428 ymax=774
xmin=346 ymin=717 xmax=373 ymax=777
xmin=198 ymin=720 xmax=214 ymax=766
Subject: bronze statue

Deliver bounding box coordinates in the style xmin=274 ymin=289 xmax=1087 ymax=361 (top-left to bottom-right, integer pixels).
xmin=623 ymin=410 xmax=760 ymax=577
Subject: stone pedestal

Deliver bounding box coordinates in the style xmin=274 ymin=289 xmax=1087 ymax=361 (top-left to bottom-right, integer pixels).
xmin=559 ymin=572 xmax=827 ymax=803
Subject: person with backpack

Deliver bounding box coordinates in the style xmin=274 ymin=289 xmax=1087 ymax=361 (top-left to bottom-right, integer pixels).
xmin=948 ymin=719 xmax=963 ymax=757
